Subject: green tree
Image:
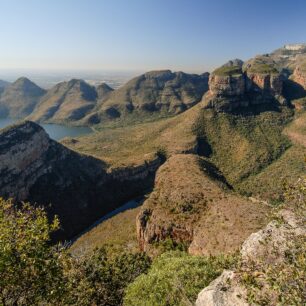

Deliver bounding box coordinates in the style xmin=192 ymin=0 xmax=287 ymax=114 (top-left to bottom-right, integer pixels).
xmin=0 ymin=198 xmax=67 ymax=305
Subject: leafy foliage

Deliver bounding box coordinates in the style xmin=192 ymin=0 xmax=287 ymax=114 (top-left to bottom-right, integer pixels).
xmin=123 ymin=251 xmax=237 ymax=306
xmin=66 ymin=248 xmax=151 ymax=306
xmin=0 ymin=199 xmax=67 ymax=305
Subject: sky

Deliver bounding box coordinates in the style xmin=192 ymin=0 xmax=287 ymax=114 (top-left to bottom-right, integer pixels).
xmin=0 ymin=0 xmax=305 ymax=73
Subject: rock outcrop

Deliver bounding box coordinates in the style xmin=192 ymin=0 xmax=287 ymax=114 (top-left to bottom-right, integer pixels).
xmin=204 ymin=56 xmax=287 ymax=112
xmin=292 ymin=61 xmax=306 ymax=90
xmin=0 ymin=121 xmax=160 ymax=240
xmin=195 ymin=270 xmax=248 ymax=306
xmin=83 ymin=70 xmax=209 ymax=124
xmin=0 ymin=77 xmax=46 ymax=118
xmin=195 ymin=208 xmax=305 ymax=306
xmin=28 ymin=79 xmax=98 ymax=123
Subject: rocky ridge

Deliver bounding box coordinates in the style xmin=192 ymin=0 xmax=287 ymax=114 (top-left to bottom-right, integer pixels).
xmin=0 ymin=121 xmax=161 ymax=239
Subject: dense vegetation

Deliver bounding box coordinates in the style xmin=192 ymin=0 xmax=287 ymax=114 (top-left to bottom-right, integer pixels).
xmin=0 ymin=199 xmax=150 ymax=305
xmin=124 ymin=251 xmax=237 ymax=306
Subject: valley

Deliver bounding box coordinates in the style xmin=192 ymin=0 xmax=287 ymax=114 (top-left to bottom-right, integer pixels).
xmin=0 ymin=43 xmax=305 ymax=305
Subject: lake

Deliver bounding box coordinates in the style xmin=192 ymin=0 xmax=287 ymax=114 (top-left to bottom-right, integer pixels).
xmin=0 ymin=118 xmax=93 ymax=140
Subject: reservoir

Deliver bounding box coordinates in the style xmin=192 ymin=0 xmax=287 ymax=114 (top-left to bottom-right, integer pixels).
xmin=0 ymin=118 xmax=93 ymax=140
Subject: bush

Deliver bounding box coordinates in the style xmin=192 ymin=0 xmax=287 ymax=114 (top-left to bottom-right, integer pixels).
xmin=0 ymin=198 xmax=67 ymax=305
xmin=123 ymin=251 xmax=237 ymax=306
xmin=66 ymin=248 xmax=151 ymax=306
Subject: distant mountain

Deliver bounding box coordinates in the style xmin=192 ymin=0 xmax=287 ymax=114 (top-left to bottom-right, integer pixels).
xmin=0 ymin=77 xmax=46 ymax=118
xmin=83 ymin=70 xmax=209 ymax=125
xmin=269 ymin=43 xmax=306 ymax=74
xmin=28 ymin=79 xmax=98 ymax=123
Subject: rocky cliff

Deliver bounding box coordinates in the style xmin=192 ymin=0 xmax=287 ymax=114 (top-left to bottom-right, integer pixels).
xmin=203 ymin=56 xmax=287 ymax=112
xmin=0 ymin=121 xmax=160 ymax=239
xmin=292 ymin=61 xmax=306 ymax=90
xmin=0 ymin=77 xmax=46 ymax=118
xmin=83 ymin=70 xmax=209 ymax=124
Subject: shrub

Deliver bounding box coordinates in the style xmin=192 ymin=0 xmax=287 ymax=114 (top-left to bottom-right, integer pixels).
xmin=123 ymin=251 xmax=237 ymax=306
xmin=0 ymin=198 xmax=68 ymax=305
xmin=66 ymin=248 xmax=151 ymax=306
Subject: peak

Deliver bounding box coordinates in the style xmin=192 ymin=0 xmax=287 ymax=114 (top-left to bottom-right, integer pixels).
xmin=12 ymin=77 xmax=42 ymax=90
xmin=97 ymin=82 xmax=113 ymax=91
xmin=14 ymin=77 xmax=33 ymax=85
xmin=68 ymin=78 xmax=83 ymax=84
xmin=144 ymin=70 xmax=172 ymax=78
xmin=223 ymin=59 xmax=244 ymax=68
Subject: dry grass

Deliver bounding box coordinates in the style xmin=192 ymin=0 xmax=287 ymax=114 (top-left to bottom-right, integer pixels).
xmin=70 ymin=206 xmax=141 ymax=256
xmin=62 ymin=103 xmax=202 ymax=167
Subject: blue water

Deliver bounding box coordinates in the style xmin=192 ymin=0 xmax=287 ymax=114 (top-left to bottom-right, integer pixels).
xmin=0 ymin=118 xmax=92 ymax=140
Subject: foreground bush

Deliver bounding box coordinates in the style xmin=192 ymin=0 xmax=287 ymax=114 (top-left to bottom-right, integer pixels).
xmin=123 ymin=251 xmax=237 ymax=306
xmin=66 ymin=248 xmax=151 ymax=306
xmin=0 ymin=198 xmax=67 ymax=305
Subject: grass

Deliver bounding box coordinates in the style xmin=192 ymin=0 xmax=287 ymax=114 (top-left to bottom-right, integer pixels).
xmin=194 ymin=107 xmax=294 ymax=190
xmin=62 ymin=103 xmax=202 ymax=167
xmin=247 ymin=63 xmax=278 ymax=74
xmin=70 ymin=206 xmax=141 ymax=256
xmin=212 ymin=65 xmax=243 ymax=76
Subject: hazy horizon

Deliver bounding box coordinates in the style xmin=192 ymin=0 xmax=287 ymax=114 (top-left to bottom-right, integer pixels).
xmin=1 ymin=0 xmax=306 ymax=73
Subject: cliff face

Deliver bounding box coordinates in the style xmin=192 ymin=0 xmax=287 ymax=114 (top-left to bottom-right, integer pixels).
xmin=0 ymin=121 xmax=160 ymax=239
xmin=292 ymin=62 xmax=306 ymax=90
xmin=204 ymin=56 xmax=287 ymax=112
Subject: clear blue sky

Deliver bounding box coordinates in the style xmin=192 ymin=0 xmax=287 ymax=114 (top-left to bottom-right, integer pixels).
xmin=0 ymin=0 xmax=305 ymax=73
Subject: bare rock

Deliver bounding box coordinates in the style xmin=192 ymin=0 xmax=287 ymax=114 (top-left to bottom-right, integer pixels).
xmin=195 ymin=270 xmax=248 ymax=306
xmin=241 ymin=209 xmax=306 ymax=264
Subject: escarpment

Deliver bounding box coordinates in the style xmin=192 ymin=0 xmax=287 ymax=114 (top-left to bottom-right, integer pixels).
xmin=204 ymin=56 xmax=287 ymax=112
xmin=0 ymin=121 xmax=161 ymax=240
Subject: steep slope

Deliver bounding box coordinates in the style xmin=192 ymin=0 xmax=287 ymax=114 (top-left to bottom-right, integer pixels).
xmin=83 ymin=70 xmax=209 ymax=125
xmin=136 ymin=154 xmax=269 ymax=255
xmin=28 ymin=79 xmax=98 ymax=123
xmin=0 ymin=77 xmax=46 ymax=118
xmin=0 ymin=79 xmax=10 ymax=95
xmin=0 ymin=121 xmax=160 ymax=239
